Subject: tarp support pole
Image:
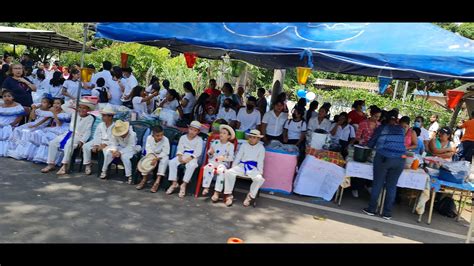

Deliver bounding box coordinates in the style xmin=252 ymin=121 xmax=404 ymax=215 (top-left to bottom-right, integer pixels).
xmin=271 ymin=69 xmax=285 ymax=109
xmin=392 ymin=80 xmax=399 ymax=100
xmin=402 ymin=81 xmax=409 ymax=102
xmin=67 ymin=23 xmax=88 ymax=172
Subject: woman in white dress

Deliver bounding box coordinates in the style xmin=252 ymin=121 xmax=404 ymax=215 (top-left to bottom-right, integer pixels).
xmin=0 ymin=90 xmax=26 ymax=156
xmin=180 ymin=82 xmax=196 ymax=122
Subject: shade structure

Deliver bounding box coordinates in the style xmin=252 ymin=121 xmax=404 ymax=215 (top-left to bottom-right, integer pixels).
xmin=0 ymin=26 xmax=95 ymax=53
xmin=95 ymin=23 xmax=474 ymax=81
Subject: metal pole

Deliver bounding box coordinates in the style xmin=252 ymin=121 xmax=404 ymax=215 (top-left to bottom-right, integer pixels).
xmin=402 ymin=81 xmax=409 ymax=103
xmin=392 ymin=80 xmax=399 ymax=100
xmin=66 ymin=23 xmax=88 ymax=172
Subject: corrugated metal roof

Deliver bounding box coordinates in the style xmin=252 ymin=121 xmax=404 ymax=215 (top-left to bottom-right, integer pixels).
xmin=314 ymin=78 xmax=379 ymax=91
xmin=0 ymin=26 xmax=95 ymax=53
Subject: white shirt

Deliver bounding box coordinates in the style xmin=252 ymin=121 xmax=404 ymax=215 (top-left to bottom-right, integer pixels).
xmin=182 ymin=92 xmax=196 ymax=114
xmin=284 ymin=119 xmax=307 ymax=140
xmin=216 ymin=107 xmax=237 ymax=122
xmin=262 ymin=110 xmax=287 ymax=137
xmin=108 ymin=80 xmax=123 ymax=106
xmin=127 ymin=74 xmax=138 ymax=89
xmin=176 ymin=134 xmax=203 ymax=160
xmin=110 ymin=128 xmax=138 ymax=154
xmin=132 ymin=96 xmax=148 ymax=115
xmin=207 ymin=140 xmax=235 ymax=167
xmin=234 ymin=142 xmax=266 ymax=174
xmin=429 ymin=121 xmax=439 ymax=134
xmin=307 ymin=117 xmax=332 ymax=133
xmin=145 ymin=135 xmax=170 ymax=159
xmin=44 ymin=82 xmax=64 ymax=99
xmin=91 ymin=122 xmax=115 ymax=146
xmin=237 ymin=108 xmax=261 ymax=131
xmin=161 ymin=99 xmax=180 ymax=112
xmin=62 ymin=79 xmax=81 ymax=101
xmin=159 ymin=88 xmax=168 ymax=102
xmin=420 ymin=127 xmax=430 ymax=141
xmin=331 ymin=124 xmax=355 ymax=142
xmin=90 ymin=70 xmax=113 ymax=88
xmin=61 ymin=102 xmax=95 ymax=143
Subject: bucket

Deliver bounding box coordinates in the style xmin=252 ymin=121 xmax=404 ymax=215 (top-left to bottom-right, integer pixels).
xmin=353 ymin=145 xmax=372 ymax=162
xmin=447 ymin=90 xmax=464 ymax=109
xmin=80 ymin=68 xmax=94 ymax=82
xmin=235 ymin=130 xmax=246 ymax=140
xmin=297 ymin=67 xmax=312 ymax=85
xmin=310 ymin=132 xmax=329 ymax=150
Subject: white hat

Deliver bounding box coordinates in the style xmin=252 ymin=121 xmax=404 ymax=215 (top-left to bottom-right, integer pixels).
xmin=246 ymin=129 xmax=264 ymax=138
xmin=189 ymin=120 xmax=202 ymax=130
xmin=99 ymin=104 xmax=116 ymax=115
xmin=112 ymin=120 xmax=130 ymax=137
xmin=137 ymin=153 xmax=158 ymax=173
xmin=79 ymin=98 xmax=97 ymax=111
xmin=219 ymin=124 xmax=235 ymax=140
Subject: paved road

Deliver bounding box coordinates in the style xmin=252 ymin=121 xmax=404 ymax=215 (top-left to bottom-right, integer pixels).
xmin=0 ymin=157 xmax=470 ymax=243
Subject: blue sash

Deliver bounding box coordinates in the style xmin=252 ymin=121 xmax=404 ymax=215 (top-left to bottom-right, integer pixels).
xmin=59 ymin=131 xmax=72 ymax=150
xmin=184 ymin=149 xmax=194 ymax=155
xmin=240 ymin=160 xmax=258 ymax=175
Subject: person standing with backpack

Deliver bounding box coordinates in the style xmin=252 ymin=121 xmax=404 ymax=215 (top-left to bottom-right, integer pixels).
xmin=91 ymin=78 xmax=111 ymax=103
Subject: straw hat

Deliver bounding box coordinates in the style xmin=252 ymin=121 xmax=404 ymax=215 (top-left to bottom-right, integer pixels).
xmin=189 ymin=120 xmax=202 ymax=130
xmin=137 ymin=153 xmax=158 ymax=173
xmin=246 ymin=129 xmax=264 ymax=138
xmin=99 ymin=104 xmax=116 ymax=115
xmin=112 ymin=120 xmax=130 ymax=137
xmin=79 ymin=98 xmax=96 ymax=111
xmin=219 ymin=124 xmax=235 ymax=140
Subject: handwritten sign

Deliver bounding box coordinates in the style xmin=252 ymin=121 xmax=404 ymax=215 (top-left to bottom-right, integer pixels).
xmin=345 ymin=161 xmax=373 ymax=180
xmin=293 ymin=156 xmax=345 ymax=201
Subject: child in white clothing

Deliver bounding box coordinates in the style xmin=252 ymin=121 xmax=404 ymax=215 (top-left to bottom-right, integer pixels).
xmin=202 ymin=125 xmax=235 ymax=201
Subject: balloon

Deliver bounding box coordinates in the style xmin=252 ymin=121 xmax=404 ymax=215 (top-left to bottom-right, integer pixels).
xmin=297 ymin=89 xmax=307 ymax=98
xmin=306 ymin=92 xmax=316 ymax=101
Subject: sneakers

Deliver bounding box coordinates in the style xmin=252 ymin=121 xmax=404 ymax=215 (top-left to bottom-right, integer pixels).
xmin=351 ymin=190 xmax=359 ymax=198
xmin=85 ymin=165 xmax=92 ymax=175
xmin=382 ymin=215 xmax=392 ymax=220
xmin=362 ymin=208 xmax=376 ymax=216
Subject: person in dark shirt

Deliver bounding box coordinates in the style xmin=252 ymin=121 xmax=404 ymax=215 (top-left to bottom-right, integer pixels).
xmin=256 ymin=87 xmax=267 ymax=117
xmin=1 ymin=63 xmax=36 ymax=112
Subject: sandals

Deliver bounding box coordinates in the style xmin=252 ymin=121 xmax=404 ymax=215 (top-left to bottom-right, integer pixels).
xmin=211 ymin=192 xmax=220 ymax=203
xmin=224 ymin=194 xmax=234 ymax=207
xmin=100 ymin=171 xmax=107 ymax=179
xmin=127 ymin=176 xmax=133 ymax=185
xmin=178 ymin=184 xmax=186 ymax=198
xmin=136 ymin=177 xmax=148 ymax=190
xmin=85 ymin=165 xmax=92 ymax=175
xmin=41 ymin=165 xmax=55 ymax=173
xmin=56 ymin=166 xmax=67 ymax=175
xmin=243 ymin=193 xmax=255 ymax=207
xmin=202 ymin=188 xmax=210 ymax=196
xmin=166 ymin=184 xmax=179 ymax=195
xmin=150 ymin=176 xmax=161 ymax=193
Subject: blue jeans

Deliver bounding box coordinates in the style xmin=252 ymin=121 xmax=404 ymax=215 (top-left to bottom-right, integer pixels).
xmin=367 ymin=153 xmax=405 ymax=216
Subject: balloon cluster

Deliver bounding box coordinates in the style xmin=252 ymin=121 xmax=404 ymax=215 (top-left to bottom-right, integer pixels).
xmin=296 ymin=89 xmax=316 ymax=101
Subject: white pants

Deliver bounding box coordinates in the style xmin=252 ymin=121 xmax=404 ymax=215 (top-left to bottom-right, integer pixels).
xmin=140 ymin=156 xmax=169 ymax=176
xmin=202 ymin=162 xmax=227 ymax=192
xmin=47 ymin=133 xmax=77 ymax=165
xmin=102 ymin=148 xmax=135 ymax=177
xmin=168 ymin=157 xmax=198 ymax=183
xmin=224 ymin=165 xmax=265 ymax=198
xmin=82 ymin=141 xmax=98 ymax=165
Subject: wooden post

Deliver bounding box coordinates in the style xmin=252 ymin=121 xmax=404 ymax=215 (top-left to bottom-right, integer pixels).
xmin=392 ymin=80 xmax=399 ymax=100
xmin=402 ymin=81 xmax=409 ymax=102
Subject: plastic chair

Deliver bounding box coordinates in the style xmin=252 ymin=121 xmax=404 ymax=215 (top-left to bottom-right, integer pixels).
xmin=194 ymin=133 xmax=238 ymax=197
xmin=69 ymin=115 xmax=97 ymax=173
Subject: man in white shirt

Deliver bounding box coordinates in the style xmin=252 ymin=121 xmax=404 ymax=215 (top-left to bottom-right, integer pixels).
xmin=216 ymin=98 xmax=238 ymax=128
xmin=236 ymin=96 xmax=261 ymax=132
xmin=428 ymin=114 xmax=440 ymax=139
xmin=261 ymin=100 xmax=287 ymax=144
xmin=90 ymin=61 xmax=114 ymax=89
xmin=120 ymin=67 xmax=139 ymax=108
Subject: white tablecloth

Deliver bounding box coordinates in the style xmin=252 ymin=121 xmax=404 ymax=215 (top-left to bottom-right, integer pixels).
xmin=345 ymin=160 xmax=429 ymax=191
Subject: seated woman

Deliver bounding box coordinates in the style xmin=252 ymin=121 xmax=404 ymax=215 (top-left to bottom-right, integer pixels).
xmin=427 ymin=127 xmax=456 ymax=160
xmin=158 ymin=89 xmax=184 ymax=119
xmin=399 ymin=116 xmax=418 ymax=152
xmin=216 ymin=98 xmax=238 ymax=128
xmin=330 ymin=112 xmax=356 ymax=158
xmin=130 ymin=85 xmax=158 ymax=119
xmin=192 ymin=93 xmax=210 ymax=124
xmin=0 ymin=90 xmax=26 ymax=156
xmin=7 ymin=96 xmax=54 ymax=159
xmin=204 ymin=104 xmax=217 ymax=125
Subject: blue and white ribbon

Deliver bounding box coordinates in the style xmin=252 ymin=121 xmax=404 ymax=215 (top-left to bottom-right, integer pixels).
xmin=240 ymin=160 xmax=258 ymax=175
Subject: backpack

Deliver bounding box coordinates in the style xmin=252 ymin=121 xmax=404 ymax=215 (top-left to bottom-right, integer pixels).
xmin=436 ymin=197 xmax=458 ymax=218
xmin=98 ymin=86 xmax=109 ymax=103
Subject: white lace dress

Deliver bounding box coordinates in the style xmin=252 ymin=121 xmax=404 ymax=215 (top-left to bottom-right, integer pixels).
xmin=0 ymin=104 xmax=26 ymax=156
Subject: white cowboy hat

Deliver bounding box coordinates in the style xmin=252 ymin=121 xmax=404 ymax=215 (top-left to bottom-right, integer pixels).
xmin=246 ymin=129 xmax=264 ymax=138
xmin=99 ymin=104 xmax=116 ymax=115
xmin=219 ymin=124 xmax=235 ymax=140
xmin=137 ymin=153 xmax=158 ymax=173
xmin=112 ymin=120 xmax=130 ymax=137
xmin=79 ymin=98 xmax=96 ymax=111
xmin=189 ymin=120 xmax=202 ymax=130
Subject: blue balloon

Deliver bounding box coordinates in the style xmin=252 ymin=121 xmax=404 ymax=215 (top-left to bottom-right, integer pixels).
xmin=297 ymin=89 xmax=307 ymax=98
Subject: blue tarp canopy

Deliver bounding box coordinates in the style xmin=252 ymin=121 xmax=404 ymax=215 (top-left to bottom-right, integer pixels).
xmin=95 ymin=23 xmax=474 ymax=81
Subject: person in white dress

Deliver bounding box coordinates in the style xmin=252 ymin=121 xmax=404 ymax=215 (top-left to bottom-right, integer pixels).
xmin=166 ymin=121 xmax=203 ymax=198
xmin=180 ymin=82 xmax=196 ymax=122
xmin=236 ymin=96 xmax=261 ymax=132
xmin=40 ymin=99 xmax=96 ymax=175
xmin=428 ymin=114 xmax=440 ymax=140
xmin=61 ymin=69 xmax=81 ymax=101
xmin=82 ymin=105 xmax=116 ymax=175
xmin=216 ymin=98 xmax=238 ymax=128
xmin=223 ymin=129 xmax=266 ymax=207
xmin=45 ymin=71 xmax=65 ymax=99
xmin=100 ymin=120 xmax=140 ymax=184
xmin=89 ymin=61 xmax=113 ymax=89
xmin=0 ymin=90 xmax=26 ymax=156
xmin=136 ymin=125 xmax=170 ymax=192
xmin=203 ymin=125 xmax=235 ymax=201
xmin=306 ymin=106 xmax=332 ymax=145
xmin=261 ymin=100 xmax=287 ymax=144
xmin=130 ymin=85 xmax=158 ymax=119
xmin=108 ymin=70 xmax=126 ymax=106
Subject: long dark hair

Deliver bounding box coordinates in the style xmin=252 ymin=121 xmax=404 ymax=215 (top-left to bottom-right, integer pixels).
xmin=130 ymin=85 xmax=145 ymax=99
xmin=306 ymin=100 xmax=319 ymax=122
xmin=193 ymin=93 xmax=209 ymax=119
xmin=68 ymin=68 xmax=79 ymax=80
xmin=167 ymin=89 xmax=181 ymax=102
xmin=149 ymin=75 xmax=159 ymax=86
xmin=183 ymin=81 xmax=196 ymax=96
xmin=50 ymin=71 xmax=65 ymax=87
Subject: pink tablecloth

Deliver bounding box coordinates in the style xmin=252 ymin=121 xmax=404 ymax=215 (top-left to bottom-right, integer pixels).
xmin=261 ymin=149 xmax=298 ymax=194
